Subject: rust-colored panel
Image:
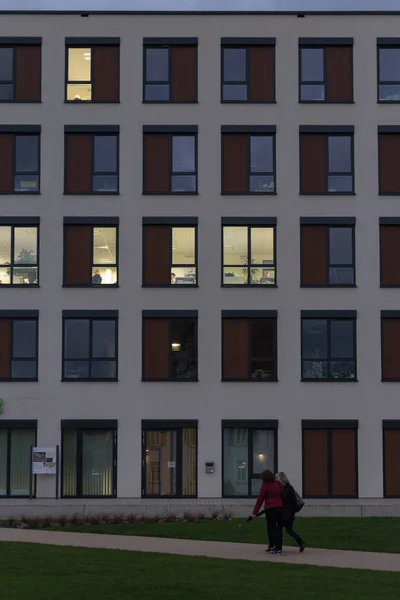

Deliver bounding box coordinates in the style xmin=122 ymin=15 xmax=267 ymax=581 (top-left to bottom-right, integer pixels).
xmin=0 ymin=319 xmax=11 ymax=379
xmin=143 ymin=226 xmax=170 ymax=285
xmin=65 ymin=134 xmax=92 ymax=194
xmin=222 ymin=134 xmax=248 ymax=194
xmin=0 ymin=135 xmax=13 ymax=193
xmin=325 ymin=46 xmax=353 ymax=103
xmin=248 ymin=46 xmax=275 ymax=102
xmin=301 ymin=226 xmax=328 ymax=286
xmin=64 ymin=225 xmax=91 ymax=285
xmin=143 ymin=319 xmax=170 ymax=380
xmin=331 ymin=429 xmax=357 ymax=497
xmin=303 ymin=429 xmax=328 ymax=497
xmin=171 ymin=46 xmax=197 ymax=102
xmin=380 ymin=225 xmax=400 ymax=286
xmin=379 ymin=134 xmax=400 ymax=195
xmin=382 ymin=319 xmax=400 ymax=380
xmin=92 ymin=46 xmax=119 ymax=102
xmin=222 ymin=319 xmax=249 ymax=380
xmin=384 ymin=429 xmax=400 ymax=496
xmin=15 ymin=46 xmax=41 ymax=102
xmin=143 ymin=134 xmax=170 ymax=193
xmin=300 ymin=134 xmax=326 ymax=194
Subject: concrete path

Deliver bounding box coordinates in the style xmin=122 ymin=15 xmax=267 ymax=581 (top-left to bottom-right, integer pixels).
xmin=1 ymin=528 xmax=400 ymax=573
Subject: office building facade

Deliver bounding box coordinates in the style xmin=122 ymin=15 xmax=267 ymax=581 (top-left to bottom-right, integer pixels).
xmin=0 ymin=10 xmax=400 ymax=515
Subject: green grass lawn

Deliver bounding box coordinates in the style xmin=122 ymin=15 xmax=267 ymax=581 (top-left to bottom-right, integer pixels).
xmin=50 ymin=517 xmax=400 ymax=554
xmin=1 ymin=541 xmax=400 ymax=600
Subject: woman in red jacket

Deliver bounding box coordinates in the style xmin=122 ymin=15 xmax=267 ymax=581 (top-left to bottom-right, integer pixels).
xmin=252 ymin=469 xmax=284 ymax=555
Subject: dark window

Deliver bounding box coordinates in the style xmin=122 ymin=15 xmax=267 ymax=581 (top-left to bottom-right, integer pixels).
xmin=222 ymin=45 xmax=275 ymax=103
xmin=144 ymin=44 xmax=197 ymax=103
xmin=299 ymin=45 xmax=353 ymax=102
xmin=222 ymin=426 xmax=277 ymax=497
xmin=380 ymin=225 xmax=400 ymax=286
xmin=64 ymin=224 xmax=118 ymax=287
xmin=301 ymin=318 xmax=356 ymax=381
xmin=379 ymin=133 xmax=400 ymax=194
xmin=303 ymin=426 xmax=358 ymax=498
xmin=301 ymin=225 xmax=355 ymax=286
xmin=300 ymin=133 xmax=354 ymax=194
xmin=142 ymin=424 xmax=197 ymax=497
xmin=222 ymin=133 xmax=275 ymax=194
xmin=383 ymin=425 xmax=400 ymax=497
xmin=0 ymin=318 xmax=38 ymax=381
xmin=0 ymin=225 xmax=39 ymax=285
xmin=222 ymin=225 xmax=276 ymax=286
xmin=66 ymin=45 xmax=119 ymax=102
xmin=143 ymin=133 xmax=197 ymax=194
xmin=381 ymin=317 xmax=400 ymax=381
xmin=143 ymin=224 xmax=197 ymax=286
xmin=378 ymin=47 xmax=400 ymax=102
xmin=0 ymin=44 xmax=41 ymax=102
xmin=0 ymin=427 xmax=36 ymax=496
xmin=222 ymin=317 xmax=277 ymax=381
xmin=142 ymin=316 xmax=198 ymax=381
xmin=63 ymin=317 xmax=118 ymax=381
xmin=64 ymin=133 xmax=118 ymax=194
xmin=0 ymin=133 xmax=40 ymax=194
xmin=62 ymin=426 xmax=117 ymax=497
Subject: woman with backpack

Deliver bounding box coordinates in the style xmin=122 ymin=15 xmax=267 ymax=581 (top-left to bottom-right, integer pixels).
xmin=275 ymin=472 xmax=305 ymax=553
xmin=251 ymin=469 xmax=284 ymax=555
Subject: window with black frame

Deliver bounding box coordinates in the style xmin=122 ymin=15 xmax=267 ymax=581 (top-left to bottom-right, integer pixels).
xmin=0 ymin=225 xmax=39 ymax=286
xmin=222 ymin=47 xmax=247 ymax=101
xmin=171 ymin=135 xmax=197 ymax=192
xmin=0 ymin=47 xmax=14 ymax=100
xmin=63 ymin=314 xmax=118 ymax=381
xmin=93 ymin=135 xmax=118 ymax=193
xmin=327 ymin=135 xmax=353 ymax=193
xmin=328 ymin=227 xmax=355 ymax=285
xmin=0 ymin=425 xmax=36 ymax=497
xmin=378 ymin=45 xmax=400 ymax=102
xmin=301 ymin=316 xmax=357 ymax=381
xmin=300 ymin=47 xmax=325 ymax=101
xmin=0 ymin=314 xmax=38 ymax=381
xmin=222 ymin=424 xmax=277 ymax=497
xmin=222 ymin=225 xmax=276 ymax=286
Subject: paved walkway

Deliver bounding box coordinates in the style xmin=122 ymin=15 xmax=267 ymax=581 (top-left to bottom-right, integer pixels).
xmin=1 ymin=528 xmax=400 ymax=573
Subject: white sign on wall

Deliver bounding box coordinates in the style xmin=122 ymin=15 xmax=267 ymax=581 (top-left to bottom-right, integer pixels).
xmin=32 ymin=447 xmax=57 ymax=475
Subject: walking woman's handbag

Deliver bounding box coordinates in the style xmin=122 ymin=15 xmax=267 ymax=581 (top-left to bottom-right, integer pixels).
xmin=293 ymin=490 xmax=305 ymax=513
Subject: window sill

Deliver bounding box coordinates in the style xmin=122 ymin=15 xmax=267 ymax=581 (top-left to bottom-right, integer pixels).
xmin=378 ymin=100 xmax=400 ymax=104
xmin=380 ymin=284 xmax=400 ymax=288
xmin=301 ymin=378 xmax=358 ymax=383
xmin=142 ymin=284 xmax=198 ymax=288
xmin=221 ymin=100 xmax=276 ymax=104
xmin=222 ymin=378 xmax=278 ymax=383
xmin=0 ymin=378 xmax=38 ymax=382
xmin=299 ymin=192 xmax=356 ymax=196
xmin=0 ymin=284 xmax=39 ymax=288
xmin=302 ymin=495 xmax=358 ymax=500
xmin=142 ymin=191 xmax=199 ymax=196
xmin=64 ymin=100 xmax=120 ymax=104
xmin=221 ymin=284 xmax=277 ymax=288
xmin=379 ymin=192 xmax=400 ymax=196
xmin=63 ymin=192 xmax=120 ymax=196
xmin=301 ymin=284 xmax=357 ymax=288
xmin=61 ymin=495 xmax=117 ymax=499
xmin=299 ymin=100 xmax=354 ymax=104
xmin=61 ymin=378 xmax=119 ymax=383
xmin=222 ymin=495 xmax=258 ymax=499
xmin=221 ymin=192 xmax=277 ymax=196
xmin=142 ymin=378 xmax=199 ymax=383
xmin=381 ymin=378 xmax=400 ymax=382
xmin=63 ymin=284 xmax=119 ymax=288
xmin=142 ymin=100 xmax=198 ymax=104
xmin=0 ymin=192 xmax=40 ymax=196
xmin=142 ymin=495 xmax=198 ymax=499
xmin=0 ymin=100 xmax=41 ymax=104
xmin=0 ymin=494 xmax=36 ymax=498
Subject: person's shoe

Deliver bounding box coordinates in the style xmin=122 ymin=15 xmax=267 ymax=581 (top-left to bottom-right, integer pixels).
xmin=266 ymin=547 xmax=275 ymax=554
xmin=273 ymin=549 xmax=282 ymax=555
xmin=299 ymin=542 xmax=305 ymax=553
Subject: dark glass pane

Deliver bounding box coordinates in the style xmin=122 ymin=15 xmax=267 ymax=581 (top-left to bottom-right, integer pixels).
xmin=146 ymin=48 xmax=169 ymax=81
xmin=302 ymin=320 xmax=328 ymax=359
xmin=10 ymin=429 xmax=35 ymax=496
xmin=329 ymin=267 xmax=354 ymax=285
xmin=15 ymin=136 xmax=38 ymax=173
xmin=250 ymin=136 xmax=273 ymax=173
xmin=13 ymin=320 xmax=36 ymax=358
xmin=300 ymin=84 xmax=325 ymax=101
xmin=145 ymin=84 xmax=169 ymax=101
xmin=0 ymin=48 xmax=13 ymax=81
xmin=64 ymin=319 xmax=90 ymax=359
xmin=92 ymin=175 xmax=118 ymax=192
xmin=171 ymin=357 xmax=197 ymax=380
xmin=92 ymin=320 xmax=116 ymax=359
xmin=82 ymin=430 xmax=114 ymax=496
xmin=249 ymin=175 xmax=275 ymax=193
xmin=171 ymin=175 xmax=196 ymax=192
xmin=171 ymin=318 xmax=197 ymax=379
xmin=251 ymin=319 xmax=275 ymax=358
xmin=327 ymin=175 xmax=353 ymax=193
xmin=328 ymin=136 xmax=351 ymax=173
xmin=379 ymin=84 xmax=400 ymax=101
xmin=64 ymin=360 xmax=89 ymax=379
xmin=62 ymin=430 xmax=77 ymax=496
xmin=329 ymin=360 xmax=355 ymax=380
xmin=172 ymin=136 xmax=195 ymax=172
xmin=11 ymin=361 xmax=36 ymax=379
xmin=329 ymin=228 xmax=353 ymax=265
xmin=222 ymin=84 xmax=247 ymax=101
xmin=251 ymin=360 xmax=275 ymax=380
xmin=14 ymin=175 xmax=39 ymax=193
xmin=379 ymin=48 xmax=400 ymax=82
xmin=330 ymin=320 xmax=354 ymax=359
xmin=223 ymin=48 xmax=246 ymax=82
xmin=91 ymin=360 xmax=117 ymax=379
xmin=0 ymin=84 xmax=13 ymax=100
xmin=301 ymin=48 xmax=324 ymax=82
xmin=94 ymin=136 xmax=117 ymax=173
xmin=223 ymin=428 xmax=249 ymax=496
xmin=302 ymin=360 xmax=328 ymax=379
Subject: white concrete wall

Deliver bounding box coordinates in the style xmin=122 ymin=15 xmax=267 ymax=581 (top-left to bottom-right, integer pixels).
xmin=0 ymin=12 xmax=399 ymax=500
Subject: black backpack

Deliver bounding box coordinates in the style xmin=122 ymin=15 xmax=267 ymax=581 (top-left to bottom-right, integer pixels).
xmin=293 ymin=490 xmax=305 ymax=514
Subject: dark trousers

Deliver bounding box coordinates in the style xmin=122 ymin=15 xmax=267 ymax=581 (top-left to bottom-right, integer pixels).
xmin=284 ymin=519 xmax=303 ymax=546
xmin=265 ymin=507 xmax=283 ymax=551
